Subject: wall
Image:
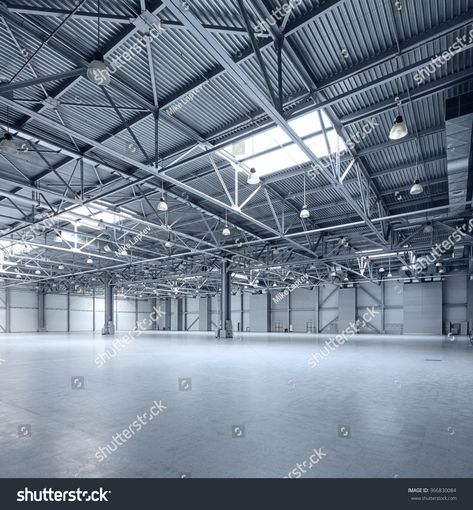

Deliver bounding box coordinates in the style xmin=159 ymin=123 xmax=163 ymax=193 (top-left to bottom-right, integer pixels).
xmin=0 ymin=275 xmax=470 ymax=334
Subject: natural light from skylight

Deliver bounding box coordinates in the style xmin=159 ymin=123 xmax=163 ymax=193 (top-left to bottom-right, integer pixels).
xmin=224 ymin=110 xmax=347 ymax=177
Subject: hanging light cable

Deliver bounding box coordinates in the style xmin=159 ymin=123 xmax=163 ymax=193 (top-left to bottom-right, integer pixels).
xmin=300 ymin=173 xmax=310 ymax=219
xmin=87 ymin=0 xmax=111 ymax=86
xmin=410 ymin=154 xmax=424 ymax=195
xmin=0 ymin=106 xmax=17 ymax=155
xmin=222 ymin=211 xmax=231 ymax=236
xmin=155 ymin=105 xmax=168 ymax=212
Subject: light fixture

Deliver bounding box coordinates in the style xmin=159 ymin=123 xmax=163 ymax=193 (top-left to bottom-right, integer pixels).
xmin=439 ymin=268 xmax=445 ymax=274
xmin=222 ymin=210 xmax=231 ymax=236
xmin=165 ymin=238 xmax=172 ymax=248
xmin=389 ymin=115 xmax=408 ymax=140
xmin=410 ymin=179 xmax=423 ymax=195
xmin=247 ymin=167 xmax=259 ymax=185
xmin=87 ymin=1 xmax=110 ymax=86
xmin=86 ymin=258 xmax=93 ymax=265
xmin=58 ymin=264 xmax=64 ymax=270
xmin=87 ymin=55 xmax=110 ymax=86
xmin=344 ymin=276 xmax=349 ymax=282
xmin=54 ymin=232 xmax=63 ymax=243
xmin=15 ymin=273 xmax=21 ymax=279
xmin=387 ymin=272 xmax=393 ymax=278
xmin=330 ymin=269 xmax=337 ymax=277
xmin=300 ymin=206 xmax=310 ymax=220
xmin=379 ymin=267 xmax=385 ymax=273
xmin=157 ymin=197 xmax=168 ymax=212
xmin=423 ymin=222 xmax=433 ymax=233
xmin=0 ymin=132 xmax=17 ymax=155
xmin=300 ymin=173 xmax=310 ymax=219
xmin=35 ymin=269 xmax=41 ymax=275
xmin=436 ymin=262 xmax=443 ymax=268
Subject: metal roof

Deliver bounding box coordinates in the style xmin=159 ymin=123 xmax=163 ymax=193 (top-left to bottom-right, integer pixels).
xmin=0 ymin=0 xmax=472 ymax=296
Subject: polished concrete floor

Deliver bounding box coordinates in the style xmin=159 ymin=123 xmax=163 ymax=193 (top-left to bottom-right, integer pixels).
xmin=0 ymin=331 xmax=472 ymax=478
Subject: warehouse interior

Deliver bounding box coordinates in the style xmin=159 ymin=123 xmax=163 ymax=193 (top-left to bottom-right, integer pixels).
xmin=0 ymin=0 xmax=473 ymax=479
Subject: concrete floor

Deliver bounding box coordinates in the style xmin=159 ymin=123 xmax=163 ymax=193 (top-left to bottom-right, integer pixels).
xmin=0 ymin=331 xmax=472 ymax=478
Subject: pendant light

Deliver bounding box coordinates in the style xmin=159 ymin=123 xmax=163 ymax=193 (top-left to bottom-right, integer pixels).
xmin=410 ymin=155 xmax=424 ymax=196
xmin=0 ymin=107 xmax=17 ymax=155
xmin=300 ymin=173 xmax=310 ymax=219
xmin=247 ymin=138 xmax=259 ymax=185
xmin=247 ymin=167 xmax=259 ymax=185
xmin=155 ymin=106 xmax=169 ymax=212
xmin=410 ymin=179 xmax=423 ymax=195
xmin=389 ymin=97 xmax=408 ymax=140
xmin=222 ymin=211 xmax=231 ymax=236
xmin=87 ymin=0 xmax=111 ymax=86
xmin=423 ymin=222 xmax=433 ymax=234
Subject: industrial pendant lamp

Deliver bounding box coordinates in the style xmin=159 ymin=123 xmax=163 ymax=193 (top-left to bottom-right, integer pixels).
xmin=410 ymin=156 xmax=424 ymax=196
xmin=389 ymin=115 xmax=408 ymax=140
xmin=0 ymin=107 xmax=17 ymax=155
xmin=410 ymin=179 xmax=423 ymax=195
xmin=300 ymin=173 xmax=310 ymax=219
xmin=247 ymin=167 xmax=259 ymax=185
xmin=222 ymin=211 xmax=231 ymax=236
xmin=246 ymin=136 xmax=259 ymax=185
xmin=87 ymin=0 xmax=111 ymax=86
xmin=389 ymin=97 xmax=408 ymax=140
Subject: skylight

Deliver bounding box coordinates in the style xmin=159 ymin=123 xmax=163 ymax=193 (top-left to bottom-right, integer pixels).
xmin=224 ymin=110 xmax=347 ymax=177
xmin=61 ymin=205 xmax=123 ymax=228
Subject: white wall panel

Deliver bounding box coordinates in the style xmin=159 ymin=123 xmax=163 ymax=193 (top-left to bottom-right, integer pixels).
xmin=10 ymin=289 xmax=38 ymax=332
xmin=11 ymin=309 xmax=37 ymax=332
xmin=443 ymin=275 xmax=467 ymax=325
xmin=10 ymin=289 xmax=37 ymax=308
xmin=70 ymin=311 xmax=93 ymax=331
xmin=117 ymin=313 xmax=136 ymax=331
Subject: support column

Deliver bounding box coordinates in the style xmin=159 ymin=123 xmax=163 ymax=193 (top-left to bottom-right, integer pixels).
xmin=219 ymin=259 xmax=233 ymax=338
xmin=152 ymin=297 xmax=158 ymax=330
xmin=92 ymin=288 xmax=96 ymax=332
xmin=102 ymin=280 xmax=115 ymax=335
xmin=199 ymin=296 xmax=211 ymax=331
xmin=177 ymin=298 xmax=183 ymax=331
xmin=67 ymin=291 xmax=70 ymax=333
xmin=165 ymin=298 xmax=171 ymax=330
xmin=5 ymin=287 xmax=10 ymax=333
xmin=38 ymin=288 xmax=46 ymax=332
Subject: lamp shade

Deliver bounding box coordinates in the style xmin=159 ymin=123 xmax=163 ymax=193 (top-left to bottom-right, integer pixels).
xmin=410 ymin=179 xmax=423 ymax=195
xmin=300 ymin=206 xmax=310 ymax=219
xmin=389 ymin=115 xmax=408 ymax=140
